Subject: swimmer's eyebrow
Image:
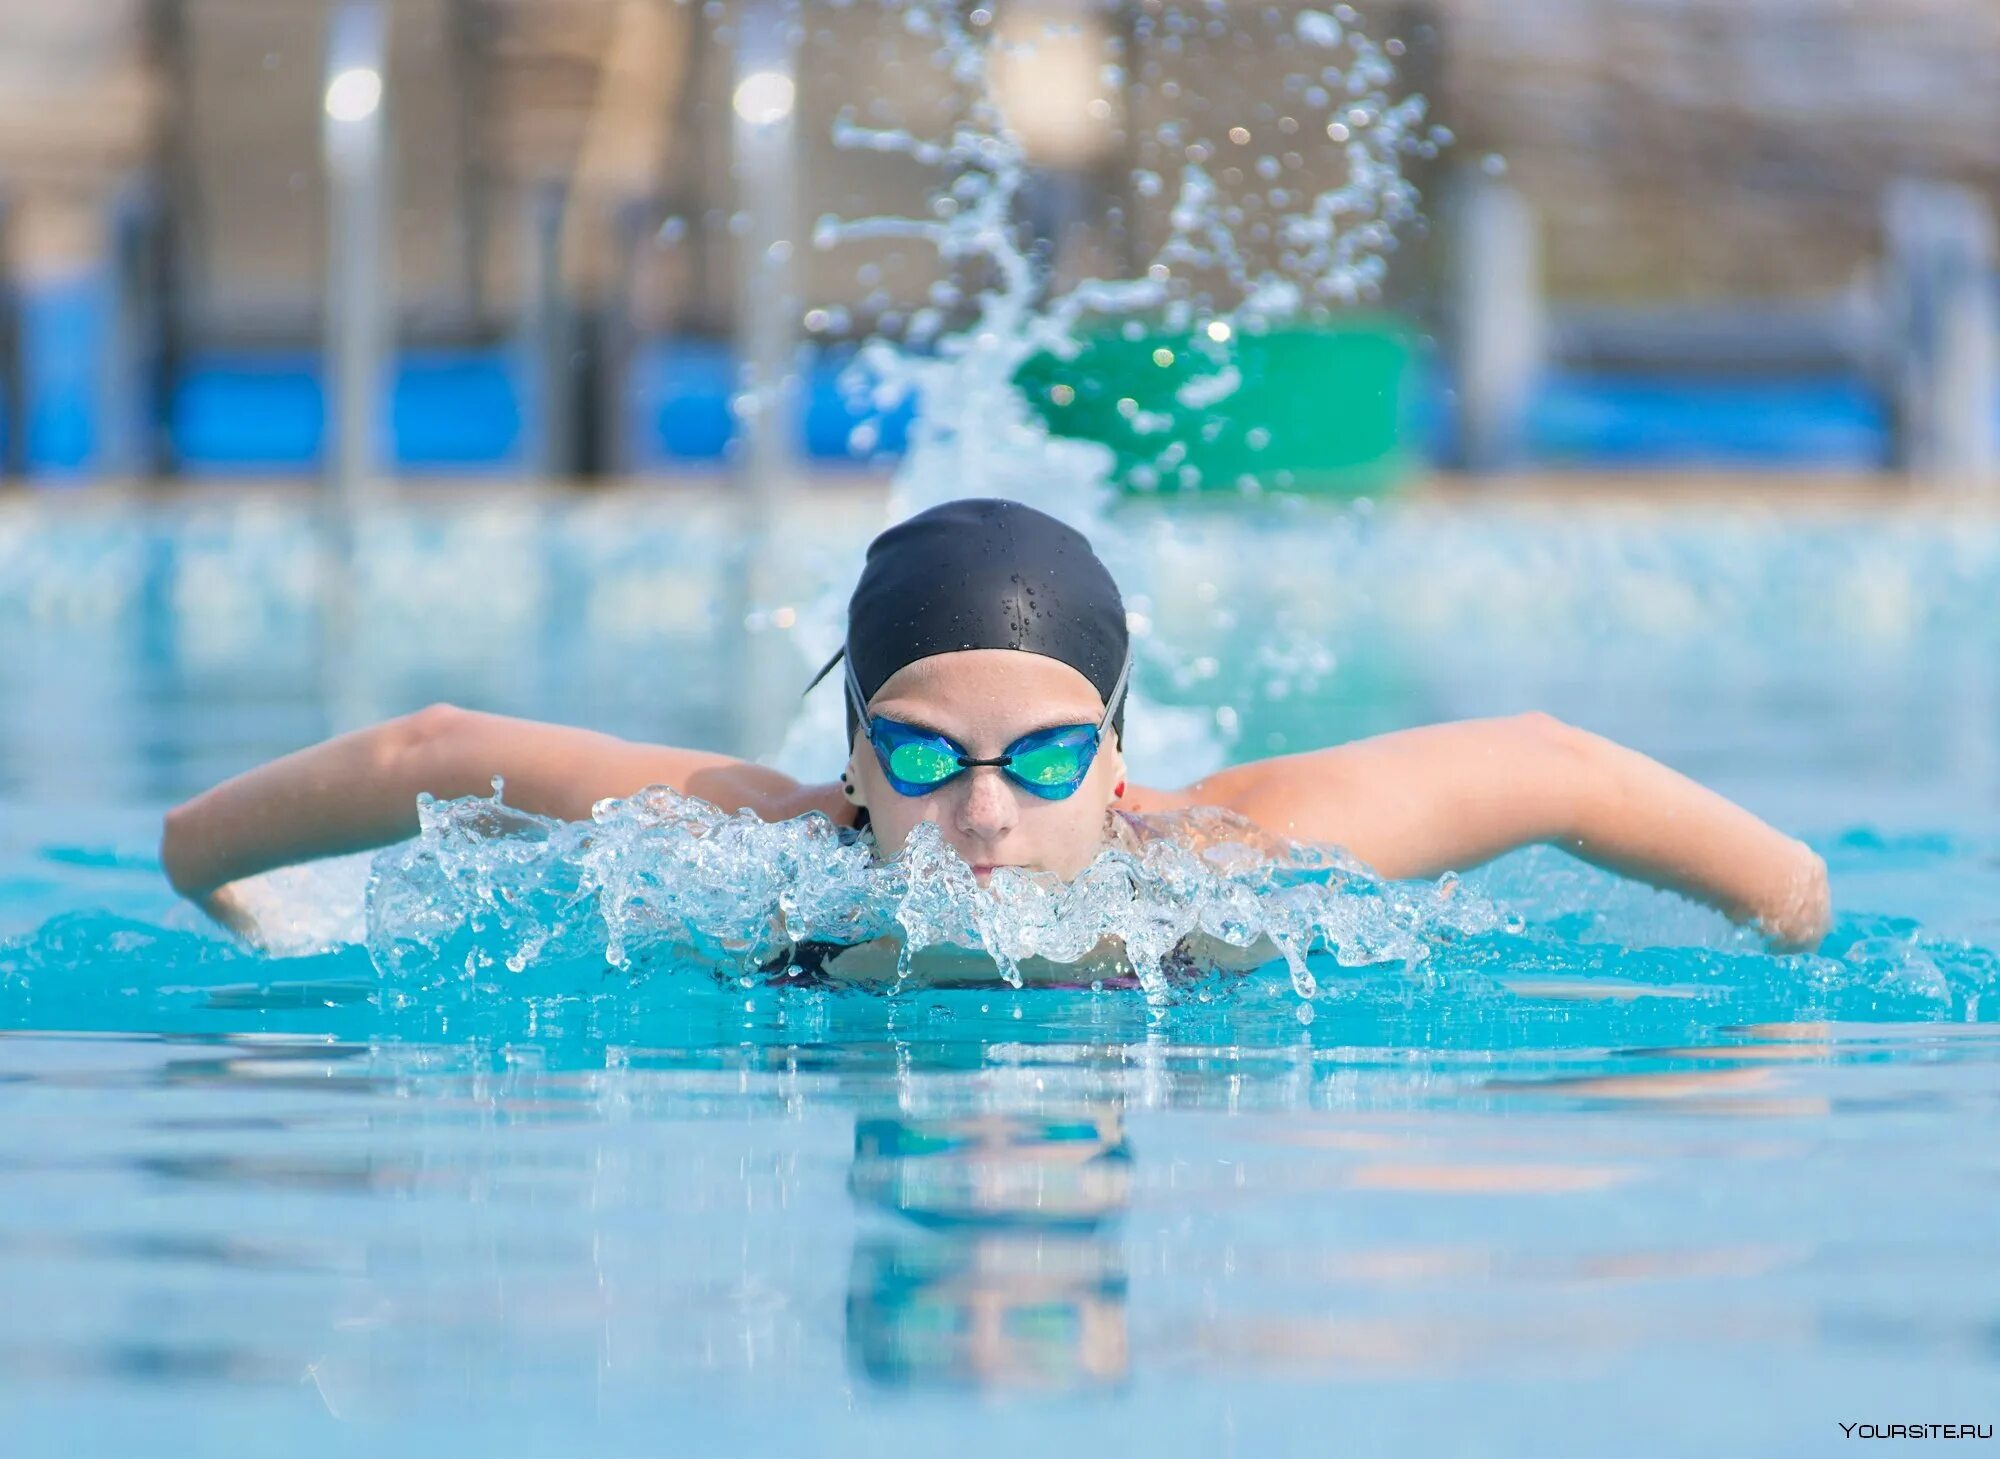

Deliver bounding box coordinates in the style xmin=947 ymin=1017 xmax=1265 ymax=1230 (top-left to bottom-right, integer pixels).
xmin=869 ymin=705 xmax=1099 ymax=742
xmin=866 ymin=706 xmax=963 ymax=739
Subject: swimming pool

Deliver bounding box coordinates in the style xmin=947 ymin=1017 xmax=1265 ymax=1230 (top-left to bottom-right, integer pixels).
xmin=3 ymin=488 xmax=1997 ymax=1455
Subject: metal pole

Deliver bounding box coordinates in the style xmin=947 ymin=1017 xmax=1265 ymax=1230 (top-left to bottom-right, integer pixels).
xmin=0 ymin=193 xmax=18 ymax=481
xmin=322 ymin=0 xmax=391 ymax=513
xmin=1448 ymin=167 xmax=1542 ymax=474
xmin=520 ymin=178 xmax=572 ymax=479
xmin=728 ymin=0 xmax=803 ymax=759
xmin=101 ymin=181 xmax=161 ymax=481
xmin=730 ymin=0 xmax=801 ymax=522
xmin=320 ymin=1 xmax=390 ymax=735
xmin=1886 ymin=179 xmax=1997 ymax=491
xmin=146 ymin=0 xmax=191 ymax=479
xmin=595 ymin=197 xmax=647 ymax=480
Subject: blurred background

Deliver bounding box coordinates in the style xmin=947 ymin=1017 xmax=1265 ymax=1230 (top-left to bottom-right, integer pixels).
xmin=5 ymin=0 xmax=2000 ymax=842
xmin=0 ymin=0 xmax=1994 ymax=493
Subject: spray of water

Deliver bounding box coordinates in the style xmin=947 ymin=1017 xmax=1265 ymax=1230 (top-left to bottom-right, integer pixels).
xmin=364 ymin=780 xmax=1500 ymax=1004
xmin=775 ymin=0 xmax=1447 ymax=778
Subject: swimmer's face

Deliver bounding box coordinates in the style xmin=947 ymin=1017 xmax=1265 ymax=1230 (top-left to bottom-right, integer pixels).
xmin=847 ymin=649 xmax=1127 ymax=883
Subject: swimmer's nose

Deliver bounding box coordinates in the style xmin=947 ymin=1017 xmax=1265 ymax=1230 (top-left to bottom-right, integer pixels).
xmin=955 ymin=765 xmax=1019 ymax=845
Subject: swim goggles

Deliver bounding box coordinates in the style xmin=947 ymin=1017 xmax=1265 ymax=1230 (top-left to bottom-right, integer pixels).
xmin=817 ymin=646 xmax=1132 ymax=801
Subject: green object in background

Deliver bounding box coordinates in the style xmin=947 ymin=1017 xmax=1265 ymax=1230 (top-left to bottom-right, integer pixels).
xmin=1016 ymin=318 xmax=1416 ymax=496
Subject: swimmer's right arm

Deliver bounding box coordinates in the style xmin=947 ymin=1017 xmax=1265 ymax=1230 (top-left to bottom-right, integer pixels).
xmin=160 ymin=703 xmax=829 ymax=906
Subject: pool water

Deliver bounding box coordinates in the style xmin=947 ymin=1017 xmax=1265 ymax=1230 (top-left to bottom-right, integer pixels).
xmin=3 ymin=493 xmax=1998 ymax=1456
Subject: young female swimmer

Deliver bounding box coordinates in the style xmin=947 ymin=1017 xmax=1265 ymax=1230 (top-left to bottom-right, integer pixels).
xmin=161 ymin=498 xmax=1832 ymax=972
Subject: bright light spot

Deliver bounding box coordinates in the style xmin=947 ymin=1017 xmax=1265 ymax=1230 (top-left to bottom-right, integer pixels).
xmin=1228 ymin=126 xmax=1251 ymax=145
xmin=1152 ymin=347 xmax=1176 ymax=367
xmin=1326 ymin=121 xmax=1350 ymax=142
xmin=771 ymin=606 xmax=797 ymax=629
xmin=324 ymin=67 xmax=383 ymax=123
xmin=733 ymin=70 xmax=796 ymax=126
xmin=1050 ymin=384 xmax=1076 ymax=406
xmin=1205 ymin=320 xmax=1233 ymax=343
xmin=1295 ymin=9 xmax=1342 ymax=47
xmin=803 ymin=308 xmax=830 ymax=331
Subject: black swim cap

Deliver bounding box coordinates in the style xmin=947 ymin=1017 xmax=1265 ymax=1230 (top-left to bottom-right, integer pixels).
xmin=819 ymin=498 xmax=1130 ymax=745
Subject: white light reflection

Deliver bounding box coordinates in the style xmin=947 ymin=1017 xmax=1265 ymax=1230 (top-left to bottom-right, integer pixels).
xmin=323 ymin=66 xmax=383 ymax=122
xmin=732 ymin=70 xmax=796 ymax=126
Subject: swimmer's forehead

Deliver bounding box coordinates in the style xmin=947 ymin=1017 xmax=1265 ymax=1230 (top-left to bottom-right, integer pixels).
xmin=869 ymin=649 xmax=1105 ymax=735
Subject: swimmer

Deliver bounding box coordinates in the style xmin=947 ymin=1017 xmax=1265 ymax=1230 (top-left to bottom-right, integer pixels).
xmin=160 ymin=498 xmax=1832 ymax=966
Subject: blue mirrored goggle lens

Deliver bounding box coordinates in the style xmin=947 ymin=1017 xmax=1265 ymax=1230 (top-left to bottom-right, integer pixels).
xmin=885 ymin=736 xmax=961 ymax=787
xmin=868 ymin=719 xmax=1100 ymax=800
xmin=1003 ymin=728 xmax=1097 ymax=798
xmin=869 ymin=721 xmax=967 ymax=796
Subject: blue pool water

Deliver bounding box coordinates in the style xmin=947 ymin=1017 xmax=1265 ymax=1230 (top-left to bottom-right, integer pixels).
xmin=3 ymin=493 xmax=1998 ymax=1456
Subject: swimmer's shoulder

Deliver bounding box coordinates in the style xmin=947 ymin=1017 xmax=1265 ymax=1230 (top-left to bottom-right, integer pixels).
xmin=1120 ymin=779 xmax=1343 ymax=846
xmin=671 ymin=760 xmax=852 ymax=825
xmin=1113 ymin=798 xmax=1339 ymax=866
xmin=1117 ymin=782 xmax=1202 ymax=816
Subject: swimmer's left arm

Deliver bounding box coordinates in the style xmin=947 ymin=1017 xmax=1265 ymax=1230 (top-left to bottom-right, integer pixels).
xmin=1182 ymin=713 xmax=1830 ymax=951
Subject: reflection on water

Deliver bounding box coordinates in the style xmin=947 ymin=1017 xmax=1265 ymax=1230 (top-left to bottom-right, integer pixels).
xmin=850 ymin=1112 xmax=1132 ymax=1230
xmin=0 ymin=1021 xmax=1995 ymax=1450
xmin=848 ymin=1234 xmax=1129 ymax=1391
xmin=848 ymin=1111 xmax=1132 ymax=1390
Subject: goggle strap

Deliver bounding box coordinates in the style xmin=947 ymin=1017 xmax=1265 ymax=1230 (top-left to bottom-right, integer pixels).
xmin=803 ymin=647 xmax=845 ymax=697
xmin=1096 ymin=644 xmax=1134 ymax=734
xmin=844 ymin=653 xmax=871 ymax=729
xmin=796 ymin=643 xmax=868 ymax=723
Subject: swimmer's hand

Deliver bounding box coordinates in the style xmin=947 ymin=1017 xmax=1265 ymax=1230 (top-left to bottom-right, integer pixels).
xmin=194 ymin=882 xmax=267 ymax=950
xmin=1754 ymin=843 xmax=1832 ymax=954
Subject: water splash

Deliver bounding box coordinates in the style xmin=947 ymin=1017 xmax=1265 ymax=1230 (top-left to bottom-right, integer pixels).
xmin=362 ymin=783 xmax=1500 ymax=1004
xmin=774 ymin=0 xmax=1446 ymax=782
xmin=826 ymin=0 xmax=1442 ymax=476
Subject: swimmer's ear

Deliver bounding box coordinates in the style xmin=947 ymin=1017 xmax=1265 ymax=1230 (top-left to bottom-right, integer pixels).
xmin=841 ymin=750 xmax=870 ymax=812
